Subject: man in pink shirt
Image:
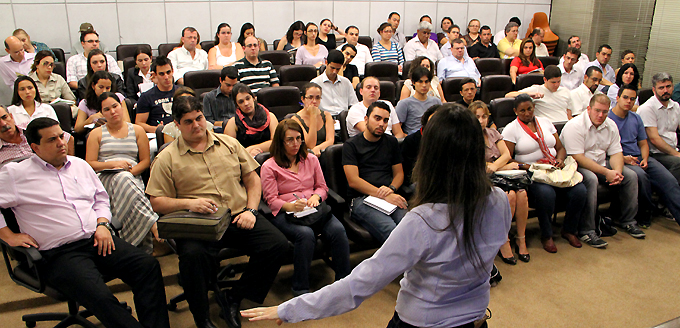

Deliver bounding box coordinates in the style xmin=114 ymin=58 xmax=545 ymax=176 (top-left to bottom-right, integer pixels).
xmin=0 ymin=36 xmax=35 ymax=89
xmin=0 ymin=118 xmax=170 ymax=328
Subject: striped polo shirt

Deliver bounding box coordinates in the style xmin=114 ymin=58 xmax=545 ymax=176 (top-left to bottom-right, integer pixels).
xmin=234 ymin=57 xmax=280 ymax=94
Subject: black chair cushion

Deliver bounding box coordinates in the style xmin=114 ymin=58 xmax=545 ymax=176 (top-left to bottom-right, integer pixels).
xmin=257 ymin=86 xmax=301 ymax=120
xmin=515 ymin=73 xmax=545 ymax=91
xmin=441 ymin=77 xmax=466 ymax=103
xmin=365 ymin=62 xmax=399 ymax=83
xmin=116 ymin=44 xmax=152 ymax=61
xmin=474 ymin=58 xmax=504 ymax=76
xmin=481 ymin=75 xmax=513 ymax=103
xmin=489 ymin=98 xmax=516 ymax=130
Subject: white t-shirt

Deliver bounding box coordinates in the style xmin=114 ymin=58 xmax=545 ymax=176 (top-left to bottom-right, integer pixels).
xmin=337 ymin=43 xmax=373 ymax=76
xmin=501 ymin=116 xmax=557 ymax=164
xmin=519 ymin=84 xmax=572 ymax=123
xmin=346 ymin=100 xmax=400 ymax=137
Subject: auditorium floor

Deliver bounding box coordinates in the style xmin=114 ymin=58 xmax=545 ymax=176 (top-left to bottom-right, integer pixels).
xmin=2 ymin=215 xmax=680 ymax=328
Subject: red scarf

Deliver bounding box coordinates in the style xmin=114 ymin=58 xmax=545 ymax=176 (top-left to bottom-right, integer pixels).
xmin=518 ymin=117 xmax=557 ymax=165
xmin=236 ymin=104 xmax=271 ymax=135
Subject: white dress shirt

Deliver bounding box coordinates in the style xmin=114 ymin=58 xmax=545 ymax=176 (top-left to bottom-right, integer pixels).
xmin=560 ymin=112 xmax=622 ymax=166
xmin=559 ymin=62 xmax=583 ymax=91
xmin=66 ymin=53 xmax=122 ymax=83
xmin=310 ymin=72 xmax=359 ymax=116
xmin=403 ymin=37 xmax=442 ymax=62
xmin=0 ymin=53 xmax=35 ymax=88
xmin=637 ymin=96 xmax=680 ymax=153
xmin=559 ymin=53 xmax=590 ymax=74
xmin=7 ymin=101 xmax=59 ymax=129
xmin=535 ymin=43 xmax=549 ymax=57
xmin=518 ymin=84 xmax=572 ymax=123
xmin=167 ymin=46 xmax=209 ymax=82
xmin=337 ymin=43 xmax=373 ymax=76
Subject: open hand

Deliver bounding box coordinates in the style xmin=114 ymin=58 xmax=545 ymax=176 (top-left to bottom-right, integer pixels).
xmin=241 ymin=306 xmax=282 ymax=325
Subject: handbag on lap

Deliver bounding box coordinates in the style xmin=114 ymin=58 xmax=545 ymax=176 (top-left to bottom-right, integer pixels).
xmin=157 ymin=207 xmax=231 ymax=241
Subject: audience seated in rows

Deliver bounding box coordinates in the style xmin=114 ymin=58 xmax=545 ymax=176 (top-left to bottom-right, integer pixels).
xmin=506 ymin=65 xmax=572 ymax=123
xmin=310 ymin=50 xmax=358 ymax=116
xmin=85 ymin=92 xmax=159 ymax=253
xmin=410 ymin=15 xmax=439 ymax=44
xmin=338 ymin=44 xmax=360 ymax=89
xmin=147 ymin=96 xmax=289 ymax=328
xmin=586 ymin=44 xmax=615 ymax=91
xmin=66 ymin=30 xmax=121 ymax=89
xmin=509 ymin=38 xmax=544 ymax=84
xmin=8 ymin=76 xmax=58 ymax=129
xmin=570 ymin=66 xmax=603 ymax=117
xmin=437 ymin=39 xmax=481 ymax=85
xmin=494 ymin=16 xmax=521 ymax=46
xmin=203 ymin=66 xmax=238 ymax=128
xmin=261 ymin=119 xmax=350 ymax=297
xmin=237 ymin=22 xmax=267 ymax=52
xmin=317 ymin=19 xmax=345 ymax=51
xmin=467 ymin=25 xmax=500 ymax=60
xmin=558 ymin=47 xmax=583 ymax=91
xmin=608 ymin=84 xmax=680 ymax=229
xmin=234 ymin=36 xmax=280 ymax=94
xmin=291 ymin=83 xmax=335 ymax=156
xmin=638 ymin=73 xmax=680 ymax=184
xmin=126 ymin=47 xmax=154 ymax=101
xmin=529 ymin=28 xmax=549 ymax=57
xmin=0 ymin=117 xmax=171 ymax=328
xmin=463 ymin=19 xmax=482 ymax=47
xmin=277 ymin=21 xmax=304 ymax=51
xmin=439 ymin=17 xmax=454 ymax=46
xmin=607 ymin=63 xmax=639 ymax=109
xmin=77 ymin=49 xmax=125 ymax=100
xmin=396 ymin=67 xmax=442 ymax=134
xmin=168 ymin=27 xmax=208 ymax=85
xmin=337 ymin=25 xmax=373 ymax=76
xmin=296 ymin=22 xmax=328 ymax=67
xmin=374 ymin=12 xmax=406 ymax=48
xmin=28 ymin=50 xmax=75 ymax=107
xmin=559 ymin=35 xmax=590 ymax=72
xmin=162 ymin=87 xmax=213 ymax=144
xmin=349 ymin=76 xmax=405 ymax=138
xmin=400 ymin=56 xmax=445 ymax=102
xmin=439 ymin=25 xmax=464 ymax=57
xmin=372 ymin=22 xmax=405 ymax=74
xmin=502 ymin=94 xmax=587 ymax=253
xmin=225 ymin=83 xmax=278 ymax=157
xmin=208 ymin=23 xmax=244 ymax=70
xmin=135 ymin=56 xmax=177 ymax=133
xmin=497 ymin=22 xmax=521 ymax=59
xmin=343 ymin=101 xmax=408 ymax=243
xmin=12 ymin=29 xmax=54 ymax=59
xmin=403 ymin=20 xmax=442 ymax=63
xmin=561 ymin=93 xmax=645 ymax=244
xmin=456 ymin=77 xmax=482 ymax=107
xmin=75 ymin=71 xmax=130 ymax=134
xmin=0 ymin=36 xmax=35 ymax=89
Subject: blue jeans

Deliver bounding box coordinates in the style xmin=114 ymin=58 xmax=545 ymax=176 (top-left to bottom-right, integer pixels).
xmin=271 ymin=211 xmax=351 ymax=292
xmin=627 ymin=157 xmax=680 ymax=226
xmin=578 ymin=165 xmax=638 ymax=235
xmin=527 ymin=182 xmax=587 ymax=238
xmin=651 ymin=152 xmax=680 ymax=183
xmin=351 ymin=195 xmax=408 ymax=244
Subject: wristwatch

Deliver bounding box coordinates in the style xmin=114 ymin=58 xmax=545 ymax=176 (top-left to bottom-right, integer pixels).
xmin=245 ymin=208 xmax=259 ymax=216
xmin=388 ymin=185 xmax=397 ymax=193
xmin=96 ymin=221 xmax=113 ymax=232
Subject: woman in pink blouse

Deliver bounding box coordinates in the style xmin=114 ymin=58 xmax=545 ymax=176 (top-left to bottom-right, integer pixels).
xmin=260 ymin=119 xmax=350 ymax=296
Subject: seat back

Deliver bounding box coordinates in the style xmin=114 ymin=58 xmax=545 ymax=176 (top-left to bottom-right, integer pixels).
xmin=480 ymin=75 xmax=513 ymax=103
xmin=502 ymin=58 xmax=513 ymax=75
xmin=638 ymin=88 xmax=654 ymax=104
xmin=116 ymin=44 xmax=152 ymax=61
xmin=538 ymin=56 xmax=559 ymax=68
xmin=441 ymin=77 xmax=466 ymax=103
xmin=515 ymin=73 xmax=545 ymax=91
xmin=365 ymin=61 xmax=399 ymax=83
xmin=123 ymin=57 xmax=136 ymax=76
xmin=379 ymin=81 xmax=396 ymax=105
xmin=320 ymin=144 xmax=348 ymax=204
xmin=125 ymin=98 xmax=136 ymax=123
xmin=158 ymin=43 xmax=177 ymax=58
xmin=338 ymin=109 xmax=350 ymax=142
xmin=183 ymin=69 xmax=222 ymax=95
xmin=200 ymin=41 xmax=215 ymax=53
xmin=278 ymin=65 xmax=317 ymax=94
xmin=402 ymin=60 xmax=412 ymax=78
xmin=273 ymin=39 xmax=281 ymax=50
xmin=358 ymin=36 xmax=372 ymax=49
xmin=51 ymin=103 xmax=73 ymax=133
xmin=474 ymin=58 xmax=504 ymax=77
xmin=51 ymin=48 xmax=65 ymax=63
xmin=53 ymin=62 xmax=67 ymax=81
xmin=489 ymin=98 xmax=516 ymax=130
xmin=155 ymin=124 xmax=165 ymax=151
xmin=256 ymin=86 xmax=301 ymax=120
xmin=259 ymin=51 xmax=292 ymax=71
xmin=395 ymin=80 xmax=405 ymax=101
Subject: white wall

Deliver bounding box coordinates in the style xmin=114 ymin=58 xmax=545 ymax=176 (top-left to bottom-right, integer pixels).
xmin=0 ymin=0 xmax=551 ymax=56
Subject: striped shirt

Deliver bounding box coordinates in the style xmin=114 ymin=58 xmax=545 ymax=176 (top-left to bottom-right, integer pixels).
xmin=234 ymin=57 xmax=279 ymax=94
xmin=99 ymin=123 xmax=139 ymax=167
xmin=371 ymin=41 xmax=404 ymax=66
xmin=0 ymin=127 xmax=33 ymax=165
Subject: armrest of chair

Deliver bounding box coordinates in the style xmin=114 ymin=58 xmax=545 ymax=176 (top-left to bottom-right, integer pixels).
xmin=258 ymin=200 xmax=273 ymax=219
xmin=0 ymin=239 xmax=45 ymax=293
xmin=326 ymin=189 xmax=346 ymax=207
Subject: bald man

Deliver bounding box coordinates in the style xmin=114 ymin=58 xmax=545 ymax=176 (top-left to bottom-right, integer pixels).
xmin=0 ymin=36 xmax=35 ymax=89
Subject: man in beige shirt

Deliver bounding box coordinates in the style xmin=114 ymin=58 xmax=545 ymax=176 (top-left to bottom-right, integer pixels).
xmin=146 ymin=96 xmax=288 ymax=328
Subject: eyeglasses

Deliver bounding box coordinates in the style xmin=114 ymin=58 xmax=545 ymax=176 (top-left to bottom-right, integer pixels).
xmin=284 ymin=136 xmax=304 ymax=145
xmin=84 ymin=40 xmax=100 ymax=44
xmin=304 ymin=96 xmax=321 ymax=101
xmin=307 ymin=29 xmax=318 ymax=33
xmin=245 ymin=43 xmax=259 ymax=48
xmin=41 ymin=62 xmax=54 ymax=68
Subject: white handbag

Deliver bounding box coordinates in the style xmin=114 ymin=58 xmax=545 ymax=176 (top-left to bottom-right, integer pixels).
xmin=529 ymin=156 xmax=583 ymax=188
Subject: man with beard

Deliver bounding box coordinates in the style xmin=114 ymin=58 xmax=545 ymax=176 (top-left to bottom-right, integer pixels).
xmin=638 ymin=72 xmax=680 ymax=183
xmin=609 ymin=84 xmax=680 ymax=229
xmin=570 ymin=66 xmax=603 ymax=116
xmin=343 ymin=101 xmax=408 ymax=243
xmin=146 ymin=96 xmax=288 ymax=328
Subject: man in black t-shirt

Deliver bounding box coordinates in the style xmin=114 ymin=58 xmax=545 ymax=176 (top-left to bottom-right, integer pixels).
xmin=342 ymin=101 xmax=408 ymax=243
xmin=468 ymin=26 xmax=500 ymax=60
xmin=135 ymin=56 xmax=178 ymax=133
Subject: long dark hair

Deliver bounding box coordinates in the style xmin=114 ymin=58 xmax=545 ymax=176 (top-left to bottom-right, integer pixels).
xmin=270 ymin=119 xmax=308 ymax=168
xmin=286 ymin=21 xmax=305 ymax=45
xmin=518 ymin=38 xmax=540 ymax=68
xmin=238 ymin=23 xmax=256 ymax=47
xmin=408 ymin=56 xmax=434 ymax=80
xmin=85 ymin=71 xmax=117 ymax=110
xmin=410 ymin=103 xmax=491 ymax=272
xmin=304 ymin=22 xmax=317 ymax=45
xmin=214 ymin=23 xmax=231 ymax=45
xmin=12 ymin=75 xmax=42 ymax=106
xmin=30 ymin=50 xmax=55 ymax=72
xmin=615 ymin=63 xmax=640 ymax=88
xmin=86 ymin=49 xmax=107 ymax=78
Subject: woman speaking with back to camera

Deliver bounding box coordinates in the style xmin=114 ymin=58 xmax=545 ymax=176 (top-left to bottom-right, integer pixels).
xmin=242 ymin=103 xmax=511 ymax=328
